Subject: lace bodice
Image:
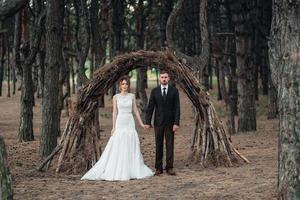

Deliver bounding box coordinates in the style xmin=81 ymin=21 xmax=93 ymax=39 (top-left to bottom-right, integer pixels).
xmin=116 ymin=93 xmax=134 ymax=114
xmin=115 ymin=93 xmax=135 ymax=129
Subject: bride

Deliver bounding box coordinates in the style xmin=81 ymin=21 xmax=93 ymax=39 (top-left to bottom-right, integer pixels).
xmin=81 ymin=76 xmax=154 ymax=181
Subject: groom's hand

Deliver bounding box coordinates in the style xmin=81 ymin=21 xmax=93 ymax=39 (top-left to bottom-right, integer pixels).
xmin=144 ymin=125 xmax=151 ymax=130
xmin=173 ymin=125 xmax=179 ymax=132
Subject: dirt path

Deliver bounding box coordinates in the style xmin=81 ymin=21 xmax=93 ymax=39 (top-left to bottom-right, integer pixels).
xmin=0 ymin=87 xmax=278 ymax=200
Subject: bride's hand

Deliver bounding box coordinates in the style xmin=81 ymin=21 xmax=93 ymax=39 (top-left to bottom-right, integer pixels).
xmin=111 ymin=128 xmax=115 ymax=136
xmin=141 ymin=124 xmax=146 ymax=130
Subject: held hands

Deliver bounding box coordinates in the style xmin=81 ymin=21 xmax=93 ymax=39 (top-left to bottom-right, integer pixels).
xmin=141 ymin=123 xmax=150 ymax=130
xmin=173 ymin=125 xmax=179 ymax=132
xmin=144 ymin=124 xmax=152 ymax=131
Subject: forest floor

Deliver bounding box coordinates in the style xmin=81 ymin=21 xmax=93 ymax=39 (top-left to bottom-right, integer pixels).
xmin=0 ymin=84 xmax=278 ymax=200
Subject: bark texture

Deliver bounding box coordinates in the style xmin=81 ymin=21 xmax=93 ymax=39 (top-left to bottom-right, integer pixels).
xmin=19 ymin=5 xmax=44 ymax=142
xmin=268 ymin=75 xmax=278 ymax=119
xmin=269 ymin=0 xmax=300 ymax=199
xmin=40 ymin=0 xmax=64 ymax=157
xmin=229 ymin=0 xmax=256 ymax=132
xmin=0 ymin=136 xmax=13 ymax=200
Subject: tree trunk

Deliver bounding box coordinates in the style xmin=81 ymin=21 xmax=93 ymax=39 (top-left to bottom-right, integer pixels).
xmin=19 ymin=1 xmax=44 ymax=142
xmin=71 ymin=58 xmax=75 ymax=94
xmin=111 ymin=0 xmax=125 ymax=56
xmin=40 ymin=0 xmax=64 ymax=157
xmin=63 ymin=3 xmax=71 ymax=105
xmin=133 ymin=0 xmax=151 ymax=118
xmin=267 ymin=74 xmax=277 ymax=119
xmin=0 ymin=34 xmax=4 ymax=97
xmin=253 ymin=17 xmax=260 ymax=101
xmin=260 ymin=0 xmax=272 ymax=96
xmin=261 ymin=41 xmax=269 ymax=95
xmin=90 ymin=0 xmax=108 ymax=108
xmin=269 ymin=1 xmax=300 ymax=198
xmin=19 ymin=8 xmax=34 ymax=142
xmin=58 ymin=26 xmax=68 ymax=135
xmin=202 ymin=65 xmax=210 ymax=91
xmin=57 ymin=56 xmax=68 ymax=137
xmin=110 ymin=0 xmax=125 ymax=98
xmin=73 ymin=0 xmax=90 ymax=88
xmin=224 ymin=0 xmax=238 ymax=116
xmin=37 ymin=50 xmax=45 ymax=98
xmin=63 ymin=59 xmax=71 ymax=117
xmin=208 ymin=57 xmax=213 ymax=90
xmin=254 ymin=55 xmax=259 ymax=100
xmin=228 ymin=62 xmax=238 ymax=116
xmin=13 ymin=12 xmax=22 ymax=89
xmin=230 ymin=1 xmax=256 ymax=132
xmin=160 ymin=0 xmax=173 ymax=47
xmin=19 ymin=54 xmax=34 ymax=141
xmin=6 ymin=42 xmax=10 ymax=98
xmin=90 ymin=0 xmax=104 ymax=71
xmin=137 ymin=67 xmax=148 ymax=120
xmin=216 ymin=65 xmax=222 ymax=100
xmin=12 ymin=68 xmax=16 ymax=95
xmin=65 ymin=59 xmax=71 ymax=100
xmin=33 ymin=62 xmax=39 ymax=100
xmin=236 ymin=43 xmax=257 ymax=132
xmin=218 ymin=37 xmax=236 ymax=135
xmin=0 ymin=136 xmax=13 ymax=200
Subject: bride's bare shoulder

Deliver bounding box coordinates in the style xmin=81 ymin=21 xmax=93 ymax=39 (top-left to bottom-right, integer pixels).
xmin=113 ymin=93 xmax=119 ymax=99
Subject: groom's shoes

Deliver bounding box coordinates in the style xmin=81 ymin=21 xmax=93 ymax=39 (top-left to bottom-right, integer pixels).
xmin=166 ymin=169 xmax=176 ymax=176
xmin=154 ymin=170 xmax=163 ymax=176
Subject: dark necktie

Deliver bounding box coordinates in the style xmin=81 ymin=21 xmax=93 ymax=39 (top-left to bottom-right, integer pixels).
xmin=163 ymin=87 xmax=167 ymax=101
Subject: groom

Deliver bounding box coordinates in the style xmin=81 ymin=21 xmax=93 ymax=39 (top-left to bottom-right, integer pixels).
xmin=145 ymin=71 xmax=180 ymax=176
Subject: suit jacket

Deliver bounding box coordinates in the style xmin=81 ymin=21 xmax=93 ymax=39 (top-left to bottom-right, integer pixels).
xmin=145 ymin=85 xmax=180 ymax=127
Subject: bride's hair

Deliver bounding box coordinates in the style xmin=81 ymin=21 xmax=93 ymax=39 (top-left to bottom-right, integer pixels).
xmin=118 ymin=75 xmax=130 ymax=92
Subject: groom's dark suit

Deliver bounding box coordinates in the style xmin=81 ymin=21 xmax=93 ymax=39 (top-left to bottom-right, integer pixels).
xmin=145 ymin=85 xmax=180 ymax=171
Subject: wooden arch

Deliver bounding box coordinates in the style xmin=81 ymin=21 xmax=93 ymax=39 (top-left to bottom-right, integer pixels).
xmin=39 ymin=50 xmax=248 ymax=173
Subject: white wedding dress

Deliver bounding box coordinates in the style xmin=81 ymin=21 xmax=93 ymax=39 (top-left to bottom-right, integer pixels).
xmin=81 ymin=93 xmax=154 ymax=181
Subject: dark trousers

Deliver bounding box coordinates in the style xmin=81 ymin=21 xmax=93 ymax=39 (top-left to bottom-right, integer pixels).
xmin=154 ymin=125 xmax=174 ymax=171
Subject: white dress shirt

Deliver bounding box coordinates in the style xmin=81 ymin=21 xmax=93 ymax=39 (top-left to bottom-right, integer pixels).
xmin=161 ymin=84 xmax=168 ymax=95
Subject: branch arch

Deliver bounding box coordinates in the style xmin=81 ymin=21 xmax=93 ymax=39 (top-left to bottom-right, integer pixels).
xmin=39 ymin=50 xmax=248 ymax=173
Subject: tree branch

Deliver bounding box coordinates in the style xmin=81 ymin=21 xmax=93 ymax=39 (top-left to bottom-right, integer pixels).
xmin=0 ymin=0 xmax=30 ymax=20
xmin=166 ymin=0 xmax=195 ymax=65
xmin=24 ymin=10 xmax=46 ymax=67
xmin=166 ymin=0 xmax=209 ymax=74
